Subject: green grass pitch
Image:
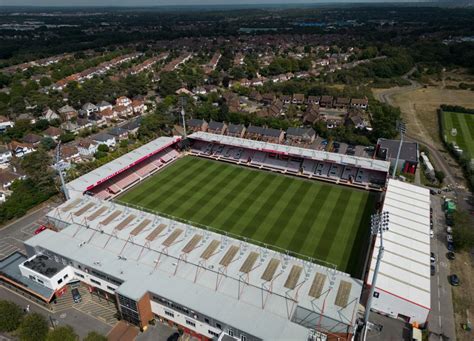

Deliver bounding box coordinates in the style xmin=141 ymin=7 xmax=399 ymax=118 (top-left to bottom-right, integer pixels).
xmin=116 ymin=156 xmax=377 ymax=278
xmin=442 ymin=111 xmax=474 ymax=158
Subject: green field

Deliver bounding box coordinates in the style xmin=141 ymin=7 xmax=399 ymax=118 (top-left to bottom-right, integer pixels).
xmin=442 ymin=111 xmax=474 ymax=158
xmin=117 ymin=156 xmax=376 ymax=277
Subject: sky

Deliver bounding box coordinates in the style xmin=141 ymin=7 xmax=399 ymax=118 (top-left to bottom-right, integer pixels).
xmin=1 ymin=0 xmax=432 ymax=7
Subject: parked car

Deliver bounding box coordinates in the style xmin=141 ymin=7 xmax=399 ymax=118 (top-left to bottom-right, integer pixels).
xmin=447 ymin=235 xmax=453 ymax=243
xmin=446 ymin=226 xmax=453 ymax=234
xmin=430 ymin=230 xmax=434 ymax=238
xmin=447 ymin=252 xmax=456 ymax=260
xmin=430 ymin=265 xmax=435 ymax=276
xmin=447 ymin=242 xmax=454 ymax=251
xmin=34 ymin=225 xmax=47 ymax=235
xmin=449 ymin=274 xmax=460 ymax=286
xmin=430 ymin=252 xmax=436 ymax=263
xmin=71 ymin=288 xmax=81 ymax=303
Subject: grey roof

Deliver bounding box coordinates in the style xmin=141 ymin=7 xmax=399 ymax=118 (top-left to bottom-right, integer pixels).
xmin=187 ymin=119 xmax=206 ymax=128
xmin=286 ymin=127 xmax=316 ymax=138
xmin=227 ymin=123 xmax=244 ymax=134
xmin=108 ymin=127 xmax=128 ymax=137
xmin=0 ymin=252 xmax=54 ymax=300
xmin=82 ymin=102 xmax=97 ymax=111
xmin=97 ymin=100 xmax=112 ymax=107
xmin=41 ymin=197 xmax=364 ymax=339
xmin=58 ymin=105 xmax=76 ymax=114
xmin=120 ymin=118 xmax=141 ymax=131
xmin=23 ymin=254 xmax=66 ymax=278
xmin=263 ymin=127 xmax=281 ymax=137
xmin=208 ymin=121 xmax=224 ymax=130
xmin=377 ymin=139 xmax=419 ymax=163
xmin=246 ymin=125 xmax=265 ymax=135
xmin=66 ymin=136 xmax=180 ymax=197
xmin=91 ymin=133 xmax=115 ymax=142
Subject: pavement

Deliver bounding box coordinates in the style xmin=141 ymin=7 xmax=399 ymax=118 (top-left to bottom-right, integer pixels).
xmin=366 ymin=311 xmax=412 ymax=340
xmin=428 ymin=194 xmax=456 ymax=341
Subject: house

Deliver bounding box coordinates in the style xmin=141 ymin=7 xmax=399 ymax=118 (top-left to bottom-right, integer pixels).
xmin=120 ymin=118 xmax=141 ymax=135
xmin=43 ymin=126 xmax=64 ymax=141
xmin=286 ymin=127 xmax=316 ymax=145
xmin=376 ymin=138 xmax=419 ymax=174
xmin=58 ymin=105 xmax=78 ymax=121
xmin=0 ymin=116 xmax=14 ymax=133
xmin=97 ymin=101 xmax=113 ymax=112
xmin=88 ymin=112 xmax=107 ymax=127
xmin=100 ymin=107 xmax=118 ymax=121
xmin=292 ymin=94 xmax=305 ymax=105
xmin=17 ymin=113 xmax=36 ymax=124
xmin=268 ymin=100 xmax=284 ymax=117
xmin=115 ymin=105 xmax=133 ymax=118
xmin=40 ymin=108 xmax=60 ymax=122
xmin=303 ymin=104 xmax=320 ymax=124
xmin=59 ymin=145 xmax=80 ymax=163
xmin=0 ymin=146 xmax=12 ymax=164
xmin=175 ymin=88 xmax=193 ymax=96
xmin=246 ymin=125 xmax=266 ymax=140
xmin=238 ymin=78 xmax=251 ymax=87
xmin=262 ymin=128 xmax=284 ymax=144
xmin=22 ymin=133 xmax=42 ymax=146
xmin=262 ymin=93 xmax=276 ymax=105
xmin=306 ymin=96 xmax=320 ymax=105
xmin=319 ymin=96 xmax=333 ymax=108
xmin=345 ymin=111 xmax=369 ymax=130
xmin=249 ymin=90 xmax=262 ymax=102
xmin=350 ymin=98 xmax=369 ymax=110
xmin=82 ymin=103 xmax=98 ymax=116
xmin=91 ymin=133 xmax=116 ymax=148
xmin=132 ymin=99 xmax=146 ymax=115
xmin=76 ymin=118 xmax=93 ymax=131
xmin=0 ymin=170 xmax=25 ymax=190
xmin=226 ymin=124 xmax=246 ymax=138
xmin=60 ymin=121 xmax=80 ymax=133
xmin=77 ymin=139 xmax=98 ymax=156
xmin=187 ymin=119 xmax=208 ymax=133
xmin=280 ymin=95 xmax=292 ymax=105
xmin=108 ymin=127 xmax=129 ymax=140
xmin=116 ymin=96 xmax=132 ymax=107
xmin=334 ymin=97 xmax=351 ymax=109
xmin=9 ymin=141 xmax=35 ymax=157
xmin=207 ymin=121 xmax=227 ymax=135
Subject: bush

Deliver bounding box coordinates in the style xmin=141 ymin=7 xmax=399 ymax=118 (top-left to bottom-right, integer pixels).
xmin=435 ymin=170 xmax=445 ymax=184
xmin=46 ymin=325 xmax=78 ymax=341
xmin=83 ymin=332 xmax=107 ymax=341
xmin=97 ymin=144 xmax=109 ymax=153
xmin=17 ymin=313 xmax=48 ymax=341
xmin=0 ymin=300 xmax=24 ymax=332
xmin=452 ymin=211 xmax=474 ymax=251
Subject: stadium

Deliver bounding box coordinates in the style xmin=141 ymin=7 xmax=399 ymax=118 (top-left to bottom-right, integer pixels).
xmin=0 ymin=131 xmax=432 ymax=341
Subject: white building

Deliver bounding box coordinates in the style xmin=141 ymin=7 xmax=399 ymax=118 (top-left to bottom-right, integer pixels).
xmin=366 ymin=179 xmax=431 ymax=324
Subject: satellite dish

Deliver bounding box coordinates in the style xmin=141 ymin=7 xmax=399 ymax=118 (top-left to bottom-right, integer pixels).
xmin=451 ymin=128 xmax=457 ymax=137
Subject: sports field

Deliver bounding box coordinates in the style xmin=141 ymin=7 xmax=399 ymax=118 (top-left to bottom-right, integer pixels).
xmin=442 ymin=111 xmax=474 ymax=158
xmin=117 ymin=156 xmax=376 ymax=277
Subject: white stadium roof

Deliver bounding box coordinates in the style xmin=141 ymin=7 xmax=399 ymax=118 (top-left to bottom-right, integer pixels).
xmin=66 ymin=136 xmax=181 ymax=198
xmin=189 ymin=131 xmax=390 ymax=173
xmin=367 ymin=179 xmax=431 ymax=310
xmin=42 ymin=196 xmax=363 ymax=339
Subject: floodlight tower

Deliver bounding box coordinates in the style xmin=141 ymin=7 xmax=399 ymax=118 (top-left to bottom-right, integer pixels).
xmin=362 ymin=211 xmax=389 ymax=340
xmin=55 ymin=142 xmax=70 ymax=201
xmin=392 ymin=120 xmax=406 ymax=178
xmin=180 ymin=96 xmax=187 ymax=139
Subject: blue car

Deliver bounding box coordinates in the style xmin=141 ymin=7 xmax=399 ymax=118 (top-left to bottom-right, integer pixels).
xmin=447 ymin=242 xmax=454 ymax=251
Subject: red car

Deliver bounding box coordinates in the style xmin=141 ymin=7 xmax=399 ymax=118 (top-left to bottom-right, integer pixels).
xmin=34 ymin=225 xmax=47 ymax=235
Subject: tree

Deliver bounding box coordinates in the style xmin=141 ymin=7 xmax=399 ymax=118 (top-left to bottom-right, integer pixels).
xmin=46 ymin=325 xmax=78 ymax=341
xmin=83 ymin=331 xmax=107 ymax=341
xmin=435 ymin=170 xmax=445 ymax=184
xmin=0 ymin=300 xmax=23 ymax=332
xmin=452 ymin=211 xmax=474 ymax=251
xmin=17 ymin=313 xmax=48 ymax=341
xmin=40 ymin=137 xmax=56 ymax=151
xmin=59 ymin=132 xmax=75 ymax=144
xmin=97 ymin=144 xmax=109 ymax=153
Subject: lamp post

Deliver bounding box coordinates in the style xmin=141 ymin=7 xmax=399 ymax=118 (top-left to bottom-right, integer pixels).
xmin=363 ymin=211 xmax=389 ymax=340
xmin=55 ymin=142 xmax=70 ymax=200
xmin=392 ymin=120 xmax=406 ymax=178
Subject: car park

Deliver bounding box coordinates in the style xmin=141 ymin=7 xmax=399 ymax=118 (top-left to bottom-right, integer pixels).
xmin=449 ymin=274 xmax=460 ymax=286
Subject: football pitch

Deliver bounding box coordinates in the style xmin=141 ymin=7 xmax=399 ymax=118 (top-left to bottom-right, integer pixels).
xmin=442 ymin=111 xmax=474 ymax=158
xmin=116 ymin=156 xmax=377 ymax=277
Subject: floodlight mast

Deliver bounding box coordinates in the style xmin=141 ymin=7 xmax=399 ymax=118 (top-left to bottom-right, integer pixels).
xmin=392 ymin=120 xmax=406 ymax=178
xmin=180 ymin=96 xmax=187 ymax=139
xmin=55 ymin=141 xmax=70 ymax=201
xmin=362 ymin=211 xmax=389 ymax=341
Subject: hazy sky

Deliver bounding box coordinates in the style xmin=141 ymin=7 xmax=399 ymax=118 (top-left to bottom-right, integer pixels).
xmin=2 ymin=0 xmax=430 ymax=7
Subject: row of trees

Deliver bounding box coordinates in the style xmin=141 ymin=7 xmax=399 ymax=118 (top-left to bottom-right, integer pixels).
xmin=0 ymin=299 xmax=106 ymax=341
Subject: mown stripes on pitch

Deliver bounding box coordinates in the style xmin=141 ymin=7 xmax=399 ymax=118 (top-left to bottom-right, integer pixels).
xmin=117 ymin=156 xmax=376 ymax=278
